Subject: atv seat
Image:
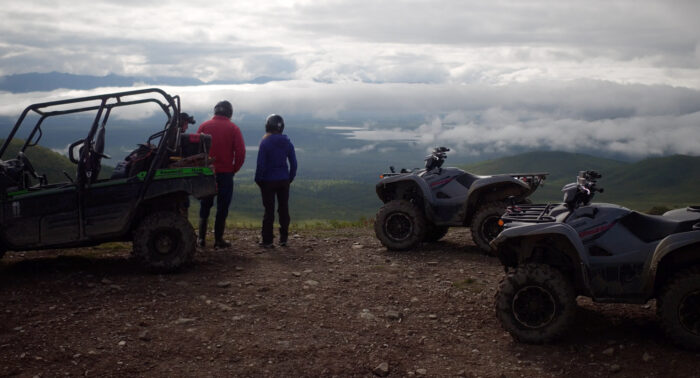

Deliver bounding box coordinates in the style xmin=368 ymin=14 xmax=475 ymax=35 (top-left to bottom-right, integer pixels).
xmin=620 ymin=211 xmax=697 ymax=243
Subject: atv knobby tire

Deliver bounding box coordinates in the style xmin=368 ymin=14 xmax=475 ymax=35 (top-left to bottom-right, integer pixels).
xmin=133 ymin=211 xmax=195 ymax=273
xmin=375 ymin=200 xmax=426 ymax=251
xmin=424 ymin=223 xmax=449 ymax=243
xmin=495 ymin=263 xmax=577 ymax=344
xmin=471 ymin=201 xmax=507 ymax=253
xmin=658 ymin=266 xmax=700 ymax=350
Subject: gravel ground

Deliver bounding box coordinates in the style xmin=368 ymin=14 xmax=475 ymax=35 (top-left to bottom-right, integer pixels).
xmin=1 ymin=227 xmax=698 ymax=377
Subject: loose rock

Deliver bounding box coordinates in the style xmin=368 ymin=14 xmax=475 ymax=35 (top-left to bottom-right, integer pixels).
xmin=373 ymin=362 xmax=390 ymax=377
xmin=360 ymin=309 xmax=377 ymax=321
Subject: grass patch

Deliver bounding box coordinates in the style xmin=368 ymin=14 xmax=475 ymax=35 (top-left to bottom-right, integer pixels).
xmin=452 ymin=277 xmax=481 ymax=291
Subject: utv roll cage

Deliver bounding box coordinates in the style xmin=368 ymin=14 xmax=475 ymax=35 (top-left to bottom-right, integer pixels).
xmin=0 ymin=88 xmax=185 ymax=201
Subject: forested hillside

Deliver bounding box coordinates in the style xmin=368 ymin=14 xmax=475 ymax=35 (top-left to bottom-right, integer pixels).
xmin=3 ymin=142 xmax=697 ymax=221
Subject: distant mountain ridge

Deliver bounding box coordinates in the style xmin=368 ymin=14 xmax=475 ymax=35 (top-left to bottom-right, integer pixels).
xmin=0 ymin=72 xmax=285 ymax=93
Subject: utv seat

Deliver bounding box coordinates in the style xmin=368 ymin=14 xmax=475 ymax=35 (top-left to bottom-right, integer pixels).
xmin=620 ymin=211 xmax=697 ymax=243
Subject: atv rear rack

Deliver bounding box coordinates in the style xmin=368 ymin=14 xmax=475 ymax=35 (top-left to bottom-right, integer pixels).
xmin=502 ymin=204 xmax=557 ymax=223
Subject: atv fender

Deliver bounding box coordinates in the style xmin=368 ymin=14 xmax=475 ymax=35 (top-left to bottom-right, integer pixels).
xmin=492 ymin=222 xmax=588 ymax=267
xmin=465 ymin=175 xmax=531 ymax=221
xmin=376 ymin=175 xmax=435 ymax=219
xmin=644 ymin=230 xmax=700 ymax=296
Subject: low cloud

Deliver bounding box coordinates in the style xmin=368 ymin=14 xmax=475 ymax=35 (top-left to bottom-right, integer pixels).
xmin=341 ymin=144 xmax=376 ymax=155
xmin=1 ymin=79 xmax=699 ymax=159
xmin=346 ymin=110 xmax=700 ymax=158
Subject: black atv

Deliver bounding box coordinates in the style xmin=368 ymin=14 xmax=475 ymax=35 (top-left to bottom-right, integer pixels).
xmin=374 ymin=147 xmax=547 ymax=253
xmin=491 ymin=170 xmax=700 ymax=349
xmin=0 ymin=88 xmax=216 ymax=272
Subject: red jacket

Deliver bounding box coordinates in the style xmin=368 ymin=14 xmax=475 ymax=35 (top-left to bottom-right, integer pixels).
xmin=197 ymin=115 xmax=246 ymax=173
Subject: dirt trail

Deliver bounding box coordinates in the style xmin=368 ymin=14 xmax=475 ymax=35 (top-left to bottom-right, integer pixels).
xmin=1 ymin=227 xmax=698 ymax=377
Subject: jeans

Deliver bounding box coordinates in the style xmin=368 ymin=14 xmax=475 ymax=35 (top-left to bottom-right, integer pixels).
xmin=200 ymin=172 xmax=234 ymax=238
xmin=259 ymin=180 xmax=290 ymax=244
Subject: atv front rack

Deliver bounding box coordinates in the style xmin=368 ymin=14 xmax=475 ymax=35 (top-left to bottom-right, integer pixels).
xmin=502 ymin=204 xmax=557 ymax=223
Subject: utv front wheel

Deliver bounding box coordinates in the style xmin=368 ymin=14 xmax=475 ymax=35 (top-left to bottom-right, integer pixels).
xmin=133 ymin=211 xmax=196 ymax=273
xmin=658 ymin=266 xmax=700 ymax=350
xmin=495 ymin=263 xmax=576 ymax=344
xmin=374 ymin=200 xmax=426 ymax=251
xmin=471 ymin=202 xmax=507 ymax=253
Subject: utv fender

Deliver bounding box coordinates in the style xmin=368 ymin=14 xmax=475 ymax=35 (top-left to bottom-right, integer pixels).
xmin=465 ymin=175 xmax=531 ymax=221
xmin=492 ymin=223 xmax=588 ymax=266
xmin=142 ymin=173 xmax=216 ymax=200
xmin=644 ymin=230 xmax=700 ymax=296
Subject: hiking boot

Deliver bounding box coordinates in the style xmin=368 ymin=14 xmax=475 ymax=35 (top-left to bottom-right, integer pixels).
xmin=214 ymin=239 xmax=231 ymax=249
xmin=258 ymin=241 xmax=275 ymax=249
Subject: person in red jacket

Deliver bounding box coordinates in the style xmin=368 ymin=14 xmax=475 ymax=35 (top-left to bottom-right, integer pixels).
xmin=197 ymin=100 xmax=246 ymax=248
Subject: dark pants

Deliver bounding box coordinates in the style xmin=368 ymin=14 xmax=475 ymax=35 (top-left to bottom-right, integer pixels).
xmin=259 ymin=180 xmax=290 ymax=244
xmin=200 ymin=172 xmax=234 ymax=239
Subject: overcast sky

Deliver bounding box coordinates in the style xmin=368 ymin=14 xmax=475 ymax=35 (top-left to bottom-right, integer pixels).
xmin=1 ymin=0 xmax=699 ymax=158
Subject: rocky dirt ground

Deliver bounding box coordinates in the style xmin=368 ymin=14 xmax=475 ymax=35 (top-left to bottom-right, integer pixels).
xmin=1 ymin=227 xmax=698 ymax=377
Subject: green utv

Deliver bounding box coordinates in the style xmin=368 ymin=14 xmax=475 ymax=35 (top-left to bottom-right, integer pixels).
xmin=0 ymin=88 xmax=216 ymax=272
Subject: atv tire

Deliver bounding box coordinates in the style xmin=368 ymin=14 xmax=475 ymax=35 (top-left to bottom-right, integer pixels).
xmin=133 ymin=211 xmax=196 ymax=273
xmin=424 ymin=224 xmax=449 ymax=243
xmin=375 ymin=200 xmax=426 ymax=251
xmin=658 ymin=266 xmax=700 ymax=350
xmin=471 ymin=201 xmax=507 ymax=253
xmin=495 ymin=263 xmax=576 ymax=344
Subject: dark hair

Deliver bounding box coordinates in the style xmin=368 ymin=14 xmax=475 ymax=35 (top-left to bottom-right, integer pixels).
xmin=265 ymin=114 xmax=285 ymax=134
xmin=214 ymin=100 xmax=233 ymax=118
xmin=179 ymin=112 xmax=195 ymax=125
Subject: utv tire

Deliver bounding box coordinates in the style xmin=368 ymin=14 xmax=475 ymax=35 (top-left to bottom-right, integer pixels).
xmin=658 ymin=266 xmax=700 ymax=350
xmin=471 ymin=201 xmax=507 ymax=253
xmin=133 ymin=211 xmax=196 ymax=273
xmin=495 ymin=263 xmax=577 ymax=344
xmin=375 ymin=200 xmax=426 ymax=251
xmin=424 ymin=224 xmax=449 ymax=243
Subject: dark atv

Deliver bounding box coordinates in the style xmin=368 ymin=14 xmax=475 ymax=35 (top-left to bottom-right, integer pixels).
xmin=492 ymin=170 xmax=700 ymax=349
xmin=374 ymin=147 xmax=547 ymax=253
xmin=0 ymin=88 xmax=216 ymax=272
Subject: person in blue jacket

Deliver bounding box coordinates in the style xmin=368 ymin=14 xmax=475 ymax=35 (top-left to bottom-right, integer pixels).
xmin=255 ymin=114 xmax=297 ymax=248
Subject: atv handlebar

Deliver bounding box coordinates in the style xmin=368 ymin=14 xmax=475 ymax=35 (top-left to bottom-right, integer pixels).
xmin=424 ymin=146 xmax=450 ymax=171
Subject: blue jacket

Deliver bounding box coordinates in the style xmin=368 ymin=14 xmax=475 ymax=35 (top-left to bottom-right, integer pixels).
xmin=255 ymin=133 xmax=297 ymax=182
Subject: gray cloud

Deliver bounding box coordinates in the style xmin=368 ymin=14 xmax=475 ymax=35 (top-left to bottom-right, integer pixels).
xmin=1 ymin=1 xmax=698 ymax=88
xmin=1 ymin=1 xmax=698 ymax=160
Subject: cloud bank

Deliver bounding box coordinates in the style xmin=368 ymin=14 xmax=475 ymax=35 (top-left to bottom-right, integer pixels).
xmin=1 ymin=0 xmax=698 ymax=159
xmin=1 ymin=79 xmax=697 ymax=159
